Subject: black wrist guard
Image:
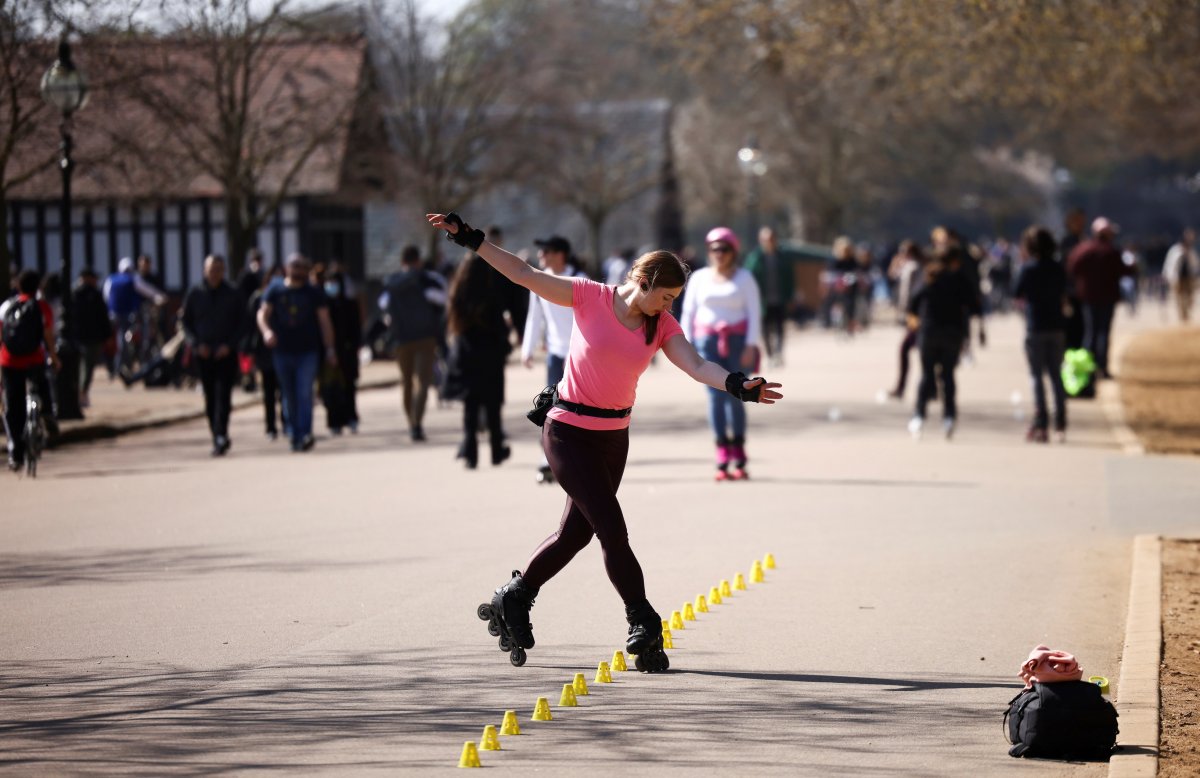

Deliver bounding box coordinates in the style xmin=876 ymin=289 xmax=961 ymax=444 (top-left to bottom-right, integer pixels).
xmin=443 ymin=212 xmax=484 ymax=252
xmin=725 ymin=371 xmax=765 ymax=402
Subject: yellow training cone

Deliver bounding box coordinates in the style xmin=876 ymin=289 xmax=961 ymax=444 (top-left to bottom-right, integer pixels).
xmin=662 ymin=628 xmax=674 ymax=649
xmin=479 ymin=725 xmax=501 ymax=751
xmin=670 ymin=610 xmax=685 ymax=630
xmin=559 ymin=683 xmax=578 ymax=707
xmin=709 ymin=586 xmax=722 ymax=605
xmin=458 ymin=741 xmax=481 ymax=768
xmin=764 ymin=553 xmax=776 ymax=570
xmin=695 ymin=594 xmax=709 ymax=613
xmin=611 ymin=650 xmax=628 ymax=671
xmin=720 ymin=579 xmax=733 ymax=597
xmin=661 ymin=619 xmax=670 ymax=631
xmin=734 ymin=573 xmax=747 ymax=591
xmin=573 ymin=673 xmax=589 ymax=696
xmin=532 ymin=697 xmax=553 ymax=721
xmin=751 ymin=560 xmax=765 ymax=583
xmin=595 ymin=661 xmax=613 ymax=683
xmin=682 ymin=602 xmax=696 ymax=621
xmin=500 ymin=710 xmax=521 ymax=735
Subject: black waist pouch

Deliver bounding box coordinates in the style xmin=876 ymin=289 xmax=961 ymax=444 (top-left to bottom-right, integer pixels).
xmin=528 ymin=385 xmax=557 ymax=427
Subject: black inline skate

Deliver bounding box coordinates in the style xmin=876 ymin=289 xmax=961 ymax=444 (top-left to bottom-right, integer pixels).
xmin=625 ymin=599 xmax=670 ymax=672
xmin=476 ymin=570 xmax=538 ymax=667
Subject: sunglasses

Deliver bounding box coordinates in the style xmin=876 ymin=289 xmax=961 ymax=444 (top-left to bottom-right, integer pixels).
xmin=709 ymin=244 xmax=733 ymax=254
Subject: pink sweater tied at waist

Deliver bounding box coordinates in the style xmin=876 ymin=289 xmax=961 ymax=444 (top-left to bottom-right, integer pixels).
xmin=694 ymin=319 xmax=749 ymax=359
xmin=1019 ymin=644 xmax=1084 ymax=688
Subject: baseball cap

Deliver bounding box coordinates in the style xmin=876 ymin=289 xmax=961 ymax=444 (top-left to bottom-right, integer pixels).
xmin=535 ymin=236 xmax=572 ymax=255
xmin=1091 ymin=217 xmax=1119 ymax=236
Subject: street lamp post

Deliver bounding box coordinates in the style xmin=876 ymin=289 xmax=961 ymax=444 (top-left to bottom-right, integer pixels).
xmin=41 ymin=38 xmax=89 ymax=420
xmin=737 ymin=136 xmax=768 ymax=249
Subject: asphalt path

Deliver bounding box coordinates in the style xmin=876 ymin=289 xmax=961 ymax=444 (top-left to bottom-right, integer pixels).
xmin=3 ymin=310 xmax=1195 ymax=775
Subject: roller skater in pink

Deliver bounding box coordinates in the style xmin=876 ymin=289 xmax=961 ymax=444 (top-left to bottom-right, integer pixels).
xmin=429 ymin=212 xmax=783 ymax=670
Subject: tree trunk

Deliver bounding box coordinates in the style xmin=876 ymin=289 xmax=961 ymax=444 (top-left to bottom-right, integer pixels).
xmin=224 ymin=194 xmax=254 ymax=277
xmin=587 ymin=213 xmax=605 ymax=279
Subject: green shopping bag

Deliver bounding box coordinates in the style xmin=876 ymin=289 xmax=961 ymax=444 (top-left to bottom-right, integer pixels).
xmin=1062 ymin=348 xmax=1096 ymax=398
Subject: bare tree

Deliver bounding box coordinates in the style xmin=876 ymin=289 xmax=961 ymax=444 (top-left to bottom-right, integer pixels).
xmin=366 ymin=0 xmax=533 ymax=262
xmin=105 ymin=0 xmax=363 ymax=275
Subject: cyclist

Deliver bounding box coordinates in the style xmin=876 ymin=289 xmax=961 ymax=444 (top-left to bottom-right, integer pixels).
xmin=1 ymin=270 xmax=60 ymax=472
xmin=104 ymin=257 xmax=165 ymax=377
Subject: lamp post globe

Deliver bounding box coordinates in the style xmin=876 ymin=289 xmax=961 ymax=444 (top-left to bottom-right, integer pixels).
xmin=40 ymin=38 xmax=88 ymax=421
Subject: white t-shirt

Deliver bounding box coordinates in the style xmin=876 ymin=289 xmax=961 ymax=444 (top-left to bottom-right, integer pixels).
xmin=521 ymin=267 xmax=586 ymax=360
xmin=680 ymin=266 xmax=763 ymax=348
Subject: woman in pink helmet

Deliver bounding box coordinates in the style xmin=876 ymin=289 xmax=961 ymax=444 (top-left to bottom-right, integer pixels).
xmin=680 ymin=227 xmax=764 ymax=480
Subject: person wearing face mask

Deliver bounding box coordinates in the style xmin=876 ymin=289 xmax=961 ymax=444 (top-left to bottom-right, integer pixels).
xmin=680 ymin=226 xmax=764 ymax=480
xmin=256 ymin=254 xmax=337 ymax=452
xmin=427 ymin=211 xmax=783 ymax=672
xmin=181 ymin=255 xmax=244 ymax=456
xmin=319 ymin=266 xmax=363 ymax=435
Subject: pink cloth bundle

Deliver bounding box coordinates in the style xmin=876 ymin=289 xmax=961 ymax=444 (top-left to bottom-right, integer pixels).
xmin=1019 ymin=644 xmax=1084 ymax=688
xmin=695 ymin=320 xmax=749 ymax=359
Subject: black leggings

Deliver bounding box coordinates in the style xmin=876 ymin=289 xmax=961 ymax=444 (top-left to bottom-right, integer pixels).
xmin=522 ymin=419 xmax=645 ymax=604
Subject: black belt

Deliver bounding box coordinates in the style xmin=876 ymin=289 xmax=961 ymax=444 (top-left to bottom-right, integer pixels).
xmin=554 ymin=398 xmax=632 ymax=419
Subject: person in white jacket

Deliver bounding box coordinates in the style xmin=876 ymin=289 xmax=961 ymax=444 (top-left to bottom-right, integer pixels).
xmin=521 ymin=235 xmax=585 ymax=483
xmin=681 ymin=226 xmax=764 ymax=481
xmin=1163 ymin=228 xmax=1199 ymax=323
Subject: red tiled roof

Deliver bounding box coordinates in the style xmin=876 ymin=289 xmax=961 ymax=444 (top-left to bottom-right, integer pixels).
xmin=9 ymin=36 xmax=366 ymax=203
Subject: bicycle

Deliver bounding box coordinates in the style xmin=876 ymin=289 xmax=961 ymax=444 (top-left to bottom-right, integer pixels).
xmin=23 ymin=382 xmax=47 ymax=478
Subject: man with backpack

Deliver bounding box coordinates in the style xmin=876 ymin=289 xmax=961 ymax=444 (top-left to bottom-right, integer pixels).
xmin=1 ymin=270 xmax=60 ymax=471
xmin=379 ymin=245 xmax=446 ymax=441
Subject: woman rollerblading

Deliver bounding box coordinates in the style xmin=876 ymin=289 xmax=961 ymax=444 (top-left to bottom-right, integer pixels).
xmin=428 ymin=211 xmax=783 ymax=672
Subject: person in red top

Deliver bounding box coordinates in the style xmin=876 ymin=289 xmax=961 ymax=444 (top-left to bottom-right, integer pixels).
xmin=1 ymin=270 xmax=60 ymax=470
xmin=1066 ymin=217 xmax=1134 ymax=379
xmin=428 ymin=211 xmax=783 ymax=673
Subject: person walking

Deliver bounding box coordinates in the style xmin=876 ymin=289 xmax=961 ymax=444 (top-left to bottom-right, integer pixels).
xmin=742 ymin=226 xmax=796 ymax=366
xmin=380 ymin=245 xmax=446 ymax=441
xmin=321 ymin=267 xmax=363 ymax=434
xmin=906 ymin=247 xmax=980 ymax=440
xmin=1067 ymin=217 xmax=1134 ymax=379
xmin=521 ymin=235 xmax=585 ymax=483
xmin=445 ymin=252 xmax=511 ymax=469
xmin=1013 ymin=226 xmax=1069 ymax=443
xmin=72 ymin=267 xmax=112 ymax=409
xmin=181 ymin=255 xmax=244 ymax=457
xmin=256 ymin=254 xmax=337 ymax=452
xmin=1058 ymin=208 xmax=1088 ymax=349
xmin=1163 ymin=228 xmax=1199 ymax=323
xmin=427 ymin=211 xmax=782 ymax=671
xmin=1 ymin=270 xmax=60 ymax=471
xmin=246 ymin=264 xmax=285 ymax=440
xmin=886 ymin=241 xmax=925 ymax=399
xmin=681 ymin=226 xmax=763 ymax=480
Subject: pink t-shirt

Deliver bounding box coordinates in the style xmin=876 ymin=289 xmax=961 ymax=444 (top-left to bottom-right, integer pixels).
xmin=547 ymin=278 xmax=684 ymax=430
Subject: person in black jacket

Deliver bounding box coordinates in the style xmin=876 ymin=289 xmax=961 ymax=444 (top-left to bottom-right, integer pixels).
xmin=320 ymin=265 xmax=363 ymax=434
xmin=72 ymin=267 xmax=112 ymax=408
xmin=181 ymin=255 xmax=244 ymax=456
xmin=1014 ymin=226 xmax=1069 ymax=443
xmin=380 ymin=245 xmax=446 ymax=441
xmin=906 ymin=246 xmax=981 ymax=440
xmin=446 ymin=252 xmax=510 ymax=469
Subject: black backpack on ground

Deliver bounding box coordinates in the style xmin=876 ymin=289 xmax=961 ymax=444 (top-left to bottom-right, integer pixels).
xmin=2 ymin=298 xmax=44 ymax=356
xmin=1005 ymin=681 xmax=1118 ymax=760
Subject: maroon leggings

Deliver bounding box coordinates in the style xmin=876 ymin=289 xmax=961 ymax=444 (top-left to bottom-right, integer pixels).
xmin=522 ymin=419 xmax=645 ymax=604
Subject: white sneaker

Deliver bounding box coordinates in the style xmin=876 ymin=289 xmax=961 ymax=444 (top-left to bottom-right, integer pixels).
xmin=907 ymin=417 xmax=923 ymax=440
xmin=943 ymin=418 xmax=956 ymax=440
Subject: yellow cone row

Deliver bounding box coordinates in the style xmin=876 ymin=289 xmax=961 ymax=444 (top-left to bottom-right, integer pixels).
xmin=457 ymin=555 xmax=776 ymax=765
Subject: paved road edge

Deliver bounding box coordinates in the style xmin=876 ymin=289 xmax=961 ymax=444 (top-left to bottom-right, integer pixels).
xmin=1110 ymin=534 xmax=1161 ymax=778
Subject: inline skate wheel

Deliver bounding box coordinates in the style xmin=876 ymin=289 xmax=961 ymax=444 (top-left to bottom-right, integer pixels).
xmin=477 ymin=603 xmax=493 ymax=621
xmin=487 ymin=621 xmax=501 ymax=637
xmin=634 ymin=651 xmax=670 ymax=673
xmin=509 ymin=648 xmax=527 ymax=667
xmin=499 ymin=635 xmax=513 ymax=652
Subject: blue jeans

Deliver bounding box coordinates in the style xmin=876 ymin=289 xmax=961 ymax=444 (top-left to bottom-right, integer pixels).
xmin=273 ymin=350 xmax=319 ymax=446
xmin=546 ymin=354 xmax=566 ymax=388
xmin=699 ymin=333 xmax=746 ymax=442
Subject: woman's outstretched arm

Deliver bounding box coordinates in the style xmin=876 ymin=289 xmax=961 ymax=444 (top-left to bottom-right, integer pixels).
xmin=427 ymin=213 xmax=573 ymax=307
xmin=661 ymin=334 xmax=784 ymax=404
